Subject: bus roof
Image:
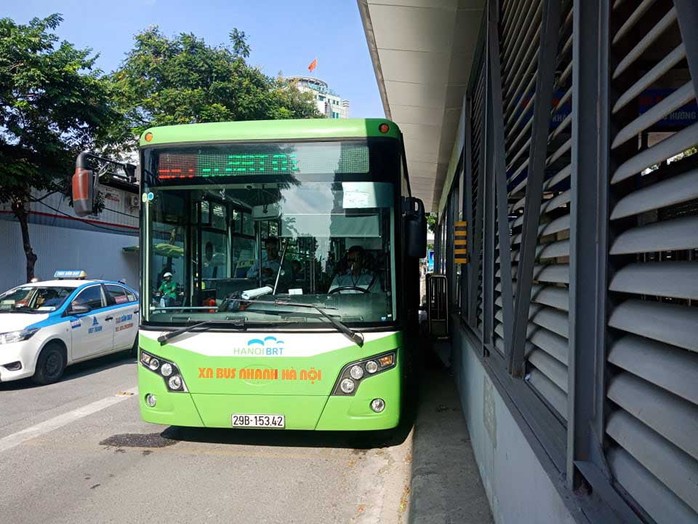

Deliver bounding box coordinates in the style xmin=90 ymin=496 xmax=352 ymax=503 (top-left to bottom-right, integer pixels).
xmin=139 ymin=118 xmax=401 ymax=146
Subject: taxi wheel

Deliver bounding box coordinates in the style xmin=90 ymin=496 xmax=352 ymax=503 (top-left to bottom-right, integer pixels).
xmin=128 ymin=335 xmax=139 ymax=357
xmin=32 ymin=343 xmax=66 ymax=385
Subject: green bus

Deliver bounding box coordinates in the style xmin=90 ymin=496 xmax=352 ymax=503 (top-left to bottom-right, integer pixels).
xmin=75 ymin=118 xmax=426 ymax=430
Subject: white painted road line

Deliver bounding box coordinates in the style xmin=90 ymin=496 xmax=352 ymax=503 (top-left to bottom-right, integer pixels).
xmin=0 ymin=387 xmax=138 ymax=453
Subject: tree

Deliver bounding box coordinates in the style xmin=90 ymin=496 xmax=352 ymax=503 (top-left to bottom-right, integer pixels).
xmin=0 ymin=14 xmax=120 ymax=282
xmin=110 ymin=27 xmax=320 ymax=144
xmin=427 ymin=213 xmax=437 ymax=233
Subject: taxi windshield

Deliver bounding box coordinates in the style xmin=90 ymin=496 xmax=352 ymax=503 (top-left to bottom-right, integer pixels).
xmin=0 ymin=286 xmax=74 ymax=313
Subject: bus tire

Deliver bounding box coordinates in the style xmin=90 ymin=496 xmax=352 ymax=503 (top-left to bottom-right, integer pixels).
xmin=32 ymin=342 xmax=66 ymax=385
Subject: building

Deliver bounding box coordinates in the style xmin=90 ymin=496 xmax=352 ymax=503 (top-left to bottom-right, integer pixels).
xmin=0 ymin=183 xmax=139 ymax=292
xmin=287 ymin=76 xmax=350 ymax=119
xmin=360 ymin=0 xmax=698 ymax=522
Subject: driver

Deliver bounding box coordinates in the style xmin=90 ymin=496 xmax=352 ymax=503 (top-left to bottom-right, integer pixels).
xmin=328 ymin=245 xmax=380 ymax=294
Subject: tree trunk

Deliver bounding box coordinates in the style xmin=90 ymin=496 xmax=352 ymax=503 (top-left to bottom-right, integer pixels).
xmin=12 ymin=200 xmax=37 ymax=282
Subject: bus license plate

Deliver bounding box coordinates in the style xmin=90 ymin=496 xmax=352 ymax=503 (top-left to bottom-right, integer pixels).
xmin=232 ymin=414 xmax=285 ymax=428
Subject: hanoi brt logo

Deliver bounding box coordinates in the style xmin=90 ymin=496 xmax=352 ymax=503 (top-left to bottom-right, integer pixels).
xmin=231 ymin=336 xmax=285 ymax=356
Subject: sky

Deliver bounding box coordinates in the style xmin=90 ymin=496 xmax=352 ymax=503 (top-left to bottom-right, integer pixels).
xmin=3 ymin=0 xmax=385 ymax=118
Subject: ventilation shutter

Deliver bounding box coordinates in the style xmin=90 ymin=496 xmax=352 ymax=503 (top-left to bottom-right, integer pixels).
xmin=607 ymin=2 xmax=698 ymax=521
xmin=500 ymin=0 xmax=573 ymax=420
xmin=472 ymin=57 xmax=487 ymax=335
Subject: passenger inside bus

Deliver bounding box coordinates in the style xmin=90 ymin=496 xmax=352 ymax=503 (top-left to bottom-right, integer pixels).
xmin=201 ymin=241 xmax=219 ymax=279
xmin=246 ymin=236 xmax=292 ymax=291
xmin=156 ymin=272 xmax=178 ymax=307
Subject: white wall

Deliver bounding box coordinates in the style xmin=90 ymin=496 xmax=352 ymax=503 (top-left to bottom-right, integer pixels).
xmin=451 ymin=326 xmax=578 ymax=524
xmin=0 ymin=220 xmax=138 ymax=291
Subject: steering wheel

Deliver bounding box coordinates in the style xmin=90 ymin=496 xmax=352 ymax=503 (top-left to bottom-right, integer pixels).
xmin=328 ymin=286 xmax=369 ymax=295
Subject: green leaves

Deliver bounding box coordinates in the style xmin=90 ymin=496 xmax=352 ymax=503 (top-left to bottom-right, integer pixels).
xmin=0 ymin=16 xmax=323 ymax=206
xmin=110 ymin=26 xmax=321 ymax=137
xmin=0 ymin=14 xmax=119 ymax=204
xmin=0 ymin=14 xmax=321 ymax=281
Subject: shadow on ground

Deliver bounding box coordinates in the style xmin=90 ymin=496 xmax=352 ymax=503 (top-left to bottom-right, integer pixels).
xmin=0 ymin=351 xmax=135 ymax=391
xmin=157 ymin=421 xmax=412 ymax=450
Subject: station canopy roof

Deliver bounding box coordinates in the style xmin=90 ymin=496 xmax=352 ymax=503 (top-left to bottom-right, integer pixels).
xmin=358 ymin=0 xmax=485 ymax=212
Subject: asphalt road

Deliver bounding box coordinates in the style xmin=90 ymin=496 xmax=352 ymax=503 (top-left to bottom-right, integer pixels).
xmin=0 ymin=352 xmax=413 ymax=524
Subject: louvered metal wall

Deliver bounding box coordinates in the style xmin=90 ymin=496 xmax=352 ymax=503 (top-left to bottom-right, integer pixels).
xmin=448 ymin=0 xmax=697 ymax=520
xmin=471 ymin=55 xmax=486 ymax=336
xmin=499 ymin=0 xmax=574 ymax=420
xmin=605 ymin=1 xmax=698 ymax=521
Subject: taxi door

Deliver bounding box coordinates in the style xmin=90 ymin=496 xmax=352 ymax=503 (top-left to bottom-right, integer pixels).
xmin=68 ymin=285 xmax=114 ymax=361
xmin=104 ymin=284 xmax=139 ymax=351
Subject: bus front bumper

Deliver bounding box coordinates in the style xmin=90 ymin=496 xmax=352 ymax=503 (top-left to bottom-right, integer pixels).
xmin=138 ymin=367 xmax=401 ymax=431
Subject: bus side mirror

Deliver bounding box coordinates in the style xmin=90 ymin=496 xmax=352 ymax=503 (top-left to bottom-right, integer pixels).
xmin=404 ymin=197 xmax=426 ymax=258
xmin=72 ymin=153 xmax=95 ymax=217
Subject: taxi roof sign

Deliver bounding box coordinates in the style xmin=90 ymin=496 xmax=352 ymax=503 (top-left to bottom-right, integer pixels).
xmin=54 ymin=270 xmax=87 ymax=280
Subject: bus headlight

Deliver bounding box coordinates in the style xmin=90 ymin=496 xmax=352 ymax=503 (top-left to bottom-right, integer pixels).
xmin=349 ymin=365 xmax=364 ymax=380
xmin=168 ymin=375 xmax=183 ymax=391
xmin=331 ymin=351 xmax=397 ymax=396
xmin=340 ymin=378 xmax=356 ymax=394
xmin=140 ymin=350 xmax=188 ymax=392
xmin=371 ymin=398 xmax=386 ymax=413
xmin=365 ymin=360 xmax=379 ymax=374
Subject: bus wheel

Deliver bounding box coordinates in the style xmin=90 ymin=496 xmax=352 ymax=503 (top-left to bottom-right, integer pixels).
xmin=32 ymin=342 xmax=66 ymax=385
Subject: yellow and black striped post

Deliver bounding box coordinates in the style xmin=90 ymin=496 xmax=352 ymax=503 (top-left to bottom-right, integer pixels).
xmin=454 ymin=220 xmax=468 ymax=264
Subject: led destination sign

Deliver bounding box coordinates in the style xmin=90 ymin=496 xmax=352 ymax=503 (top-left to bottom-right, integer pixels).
xmin=158 ymin=152 xmax=300 ymax=179
xmin=155 ymin=143 xmax=369 ymax=180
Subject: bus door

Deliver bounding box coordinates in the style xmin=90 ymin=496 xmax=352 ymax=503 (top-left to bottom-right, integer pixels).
xmin=195 ymin=200 xmax=230 ymax=307
xmin=249 ymin=205 xmax=283 ymax=289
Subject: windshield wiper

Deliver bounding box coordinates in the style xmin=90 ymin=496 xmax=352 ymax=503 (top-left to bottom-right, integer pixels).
xmin=244 ymin=299 xmax=364 ymax=347
xmin=157 ymin=318 xmax=246 ymax=345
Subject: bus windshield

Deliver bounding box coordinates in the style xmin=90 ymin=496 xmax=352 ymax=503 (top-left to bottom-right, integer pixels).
xmin=142 ymin=139 xmax=399 ymax=328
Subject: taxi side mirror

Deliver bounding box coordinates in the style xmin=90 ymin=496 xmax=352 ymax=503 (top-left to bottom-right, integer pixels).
xmin=68 ymin=304 xmax=90 ymax=315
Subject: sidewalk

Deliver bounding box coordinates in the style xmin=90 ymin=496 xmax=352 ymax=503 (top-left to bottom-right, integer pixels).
xmin=407 ymin=349 xmax=493 ymax=523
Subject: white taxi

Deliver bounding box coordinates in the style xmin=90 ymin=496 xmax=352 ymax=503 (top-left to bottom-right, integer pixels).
xmin=0 ymin=271 xmax=139 ymax=384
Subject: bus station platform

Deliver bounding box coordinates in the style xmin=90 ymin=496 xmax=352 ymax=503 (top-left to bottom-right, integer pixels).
xmin=407 ymin=342 xmax=493 ymax=523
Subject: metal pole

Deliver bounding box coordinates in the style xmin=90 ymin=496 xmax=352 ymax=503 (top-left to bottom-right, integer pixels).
xmin=674 ymin=0 xmax=698 ymax=98
xmin=509 ymin=0 xmax=562 ymax=376
xmin=567 ymin=0 xmax=611 ymax=491
xmin=482 ymin=7 xmax=495 ymax=348
xmin=273 ymin=239 xmax=289 ymax=294
xmin=488 ymin=0 xmax=515 ymax=359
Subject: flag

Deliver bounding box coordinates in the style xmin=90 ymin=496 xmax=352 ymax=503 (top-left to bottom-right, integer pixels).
xmin=308 ymin=58 xmax=318 ymax=73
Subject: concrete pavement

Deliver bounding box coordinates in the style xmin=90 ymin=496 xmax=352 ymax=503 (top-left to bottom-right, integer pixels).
xmin=407 ymin=346 xmax=493 ymax=524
